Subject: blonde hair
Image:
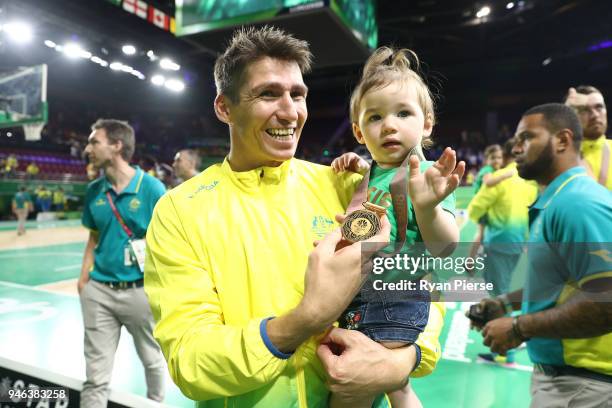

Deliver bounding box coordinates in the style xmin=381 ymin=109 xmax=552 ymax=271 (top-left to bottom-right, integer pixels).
xmin=350 ymin=47 xmax=435 ymax=160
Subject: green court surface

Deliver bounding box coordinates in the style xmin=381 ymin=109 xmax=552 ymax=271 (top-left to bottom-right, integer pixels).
xmin=0 ymin=218 xmax=81 ymax=231
xmin=0 ymin=241 xmax=85 ymax=285
xmin=0 ymin=187 xmax=534 ymax=407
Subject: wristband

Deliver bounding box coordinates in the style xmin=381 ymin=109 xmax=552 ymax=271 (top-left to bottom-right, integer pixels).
xmin=512 ymin=316 xmax=529 ymax=342
xmin=260 ymin=317 xmax=293 ymax=359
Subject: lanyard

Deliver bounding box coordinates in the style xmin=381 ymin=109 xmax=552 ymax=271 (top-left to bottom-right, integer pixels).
xmin=105 ymin=191 xmax=134 ymax=238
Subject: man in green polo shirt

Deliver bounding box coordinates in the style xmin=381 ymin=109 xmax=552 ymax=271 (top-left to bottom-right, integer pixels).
xmin=77 ymin=119 xmax=167 ymax=407
xmin=12 ymin=185 xmax=32 ymax=235
xmin=468 ymin=103 xmax=612 ymax=407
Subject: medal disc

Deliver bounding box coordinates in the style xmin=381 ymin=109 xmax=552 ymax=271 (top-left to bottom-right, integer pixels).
xmin=341 ymin=209 xmax=381 ymax=242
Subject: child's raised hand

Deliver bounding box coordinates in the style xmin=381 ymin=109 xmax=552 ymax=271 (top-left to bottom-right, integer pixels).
xmin=331 ymin=152 xmax=370 ymax=175
xmin=408 ymin=147 xmax=465 ymax=210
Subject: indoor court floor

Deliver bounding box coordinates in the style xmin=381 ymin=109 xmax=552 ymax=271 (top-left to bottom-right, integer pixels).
xmin=0 ymin=192 xmax=534 ymax=407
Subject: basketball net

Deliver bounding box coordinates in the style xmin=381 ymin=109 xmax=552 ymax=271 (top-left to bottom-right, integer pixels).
xmin=23 ymin=122 xmax=44 ymax=141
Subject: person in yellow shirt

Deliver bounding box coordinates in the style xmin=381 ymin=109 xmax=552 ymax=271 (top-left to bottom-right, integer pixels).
xmin=145 ymin=26 xmax=446 ymax=408
xmin=5 ymin=154 xmax=18 ymax=177
xmin=467 ymin=138 xmax=537 ymax=365
xmin=468 ymin=138 xmax=537 ymax=296
xmin=52 ymin=187 xmax=65 ymax=211
xmin=564 ymin=85 xmax=611 ymax=189
xmin=26 ymin=162 xmax=39 ymax=180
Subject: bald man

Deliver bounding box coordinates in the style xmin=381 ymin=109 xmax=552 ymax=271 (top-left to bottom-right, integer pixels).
xmin=172 ymin=149 xmax=201 ymax=182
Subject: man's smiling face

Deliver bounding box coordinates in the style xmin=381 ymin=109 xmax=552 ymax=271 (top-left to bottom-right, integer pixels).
xmin=223 ymin=57 xmax=308 ymax=170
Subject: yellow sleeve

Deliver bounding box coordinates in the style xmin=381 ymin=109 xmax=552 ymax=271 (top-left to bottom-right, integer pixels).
xmin=411 ymin=301 xmax=445 ymax=377
xmin=467 ymin=184 xmax=497 ymax=224
xmin=332 ymin=170 xmax=363 ymax=210
xmin=144 ymin=194 xmax=289 ymax=401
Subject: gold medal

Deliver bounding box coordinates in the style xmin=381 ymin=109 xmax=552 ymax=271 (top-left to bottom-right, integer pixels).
xmin=341 ymin=202 xmax=387 ymax=242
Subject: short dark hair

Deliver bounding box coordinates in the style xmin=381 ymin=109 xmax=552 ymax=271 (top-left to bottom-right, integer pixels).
xmin=91 ymin=119 xmax=135 ymax=162
xmin=563 ymin=85 xmax=603 ymax=102
xmin=522 ymin=103 xmax=583 ymax=149
xmin=180 ymin=149 xmax=202 ymax=170
xmin=214 ymin=25 xmax=313 ymax=102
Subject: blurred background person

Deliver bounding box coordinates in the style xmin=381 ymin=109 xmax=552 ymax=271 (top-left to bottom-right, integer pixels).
xmin=26 ymin=161 xmax=40 ymax=180
xmin=564 ymin=85 xmax=611 ymax=190
xmin=12 ymin=185 xmax=33 ymax=235
xmin=172 ymin=148 xmax=201 ymax=184
xmin=53 ymin=186 xmax=65 ymax=211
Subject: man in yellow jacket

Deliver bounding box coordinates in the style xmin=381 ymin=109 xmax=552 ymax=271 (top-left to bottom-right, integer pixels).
xmin=467 ymin=138 xmax=537 ymax=365
xmin=564 ymin=85 xmax=611 ymax=190
xmin=145 ymin=27 xmax=447 ymax=408
xmin=468 ymin=139 xmax=537 ymax=296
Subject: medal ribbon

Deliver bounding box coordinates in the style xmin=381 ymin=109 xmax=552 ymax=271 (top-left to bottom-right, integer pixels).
xmin=346 ymin=154 xmax=411 ymax=247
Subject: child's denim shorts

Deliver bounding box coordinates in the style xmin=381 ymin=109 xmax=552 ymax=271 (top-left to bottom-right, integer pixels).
xmin=339 ymin=277 xmax=430 ymax=344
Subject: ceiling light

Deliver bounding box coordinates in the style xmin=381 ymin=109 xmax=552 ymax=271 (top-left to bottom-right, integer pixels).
xmin=109 ymin=62 xmax=123 ymax=71
xmin=63 ymin=43 xmax=85 ymax=58
xmin=122 ymin=44 xmax=136 ymax=55
xmin=476 ymin=6 xmax=491 ymax=18
xmin=159 ymin=58 xmax=180 ymax=71
xmin=44 ymin=40 xmax=56 ymax=48
xmin=165 ymin=78 xmax=185 ymax=92
xmin=151 ymin=74 xmax=165 ymax=86
xmin=506 ymin=2 xmax=515 ymax=9
xmin=3 ymin=21 xmax=33 ymax=43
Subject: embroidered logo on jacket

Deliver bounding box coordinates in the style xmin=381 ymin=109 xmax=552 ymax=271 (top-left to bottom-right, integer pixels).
xmin=311 ymin=216 xmax=334 ymax=238
xmin=188 ymin=181 xmax=219 ymax=198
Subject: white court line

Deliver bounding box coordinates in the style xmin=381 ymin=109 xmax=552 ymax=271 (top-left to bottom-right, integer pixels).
xmin=36 ymin=277 xmax=78 ymax=286
xmin=0 ymin=280 xmax=77 ymax=298
xmin=0 ymin=251 xmax=83 ymax=259
xmin=54 ymin=264 xmax=82 ymax=272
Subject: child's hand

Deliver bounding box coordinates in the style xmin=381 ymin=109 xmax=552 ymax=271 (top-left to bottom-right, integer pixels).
xmin=331 ymin=152 xmax=370 ymax=175
xmin=409 ymin=147 xmax=465 ymax=210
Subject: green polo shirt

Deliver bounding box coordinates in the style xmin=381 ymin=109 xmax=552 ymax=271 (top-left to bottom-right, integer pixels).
xmin=82 ymin=167 xmax=166 ymax=282
xmin=367 ymin=161 xmax=456 ymax=281
xmin=13 ymin=191 xmax=32 ymax=209
xmin=473 ymin=164 xmax=493 ymax=193
xmin=523 ymin=166 xmax=612 ymax=375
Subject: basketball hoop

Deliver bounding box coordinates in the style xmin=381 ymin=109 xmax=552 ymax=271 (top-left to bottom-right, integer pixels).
xmin=23 ymin=122 xmax=44 ymax=141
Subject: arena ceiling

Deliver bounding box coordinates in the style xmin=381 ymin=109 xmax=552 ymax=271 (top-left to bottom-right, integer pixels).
xmin=2 ymin=0 xmax=610 ymax=114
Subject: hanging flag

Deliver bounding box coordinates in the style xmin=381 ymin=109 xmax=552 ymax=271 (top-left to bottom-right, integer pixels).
xmin=107 ymin=0 xmax=175 ymax=34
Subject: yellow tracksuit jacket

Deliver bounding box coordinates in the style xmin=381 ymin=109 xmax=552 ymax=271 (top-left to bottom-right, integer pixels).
xmin=145 ymin=158 xmax=445 ymax=407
